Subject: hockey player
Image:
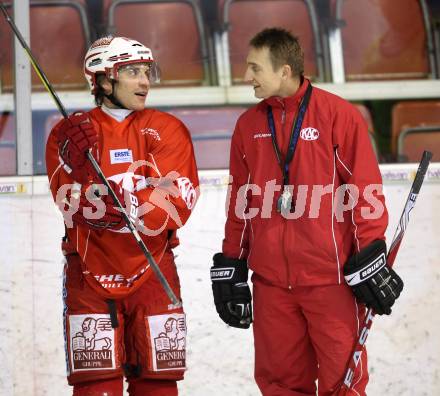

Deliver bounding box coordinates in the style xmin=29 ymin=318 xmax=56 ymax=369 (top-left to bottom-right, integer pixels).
xmin=210 ymin=28 xmax=403 ymax=395
xmin=46 ymin=36 xmax=199 ymax=396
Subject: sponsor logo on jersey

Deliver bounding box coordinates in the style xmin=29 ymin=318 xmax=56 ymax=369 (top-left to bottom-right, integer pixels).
xmin=140 ymin=127 xmax=161 ymax=141
xmin=253 ymin=132 xmax=272 ymax=139
xmin=147 ymin=313 xmax=186 ymax=372
xmin=68 ymin=314 xmax=116 ymax=373
xmin=300 ymin=127 xmax=319 ymax=141
xmin=110 ymin=149 xmax=133 ymax=164
xmin=94 ymin=273 xmax=126 ymax=288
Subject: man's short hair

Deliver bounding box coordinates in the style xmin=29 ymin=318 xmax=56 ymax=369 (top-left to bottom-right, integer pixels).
xmin=249 ymin=27 xmax=304 ymax=77
xmin=94 ymin=74 xmax=107 ymax=106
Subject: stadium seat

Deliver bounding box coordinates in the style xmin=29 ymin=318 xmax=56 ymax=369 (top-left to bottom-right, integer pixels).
xmin=0 ymin=112 xmax=16 ymax=175
xmin=167 ymin=106 xmax=247 ymax=169
xmin=354 ymin=104 xmax=379 ymax=160
xmin=392 ymin=101 xmax=440 ymax=161
xmin=0 ymin=0 xmax=91 ymax=92
xmin=218 ymin=0 xmax=324 ymax=84
xmin=397 ymin=127 xmax=440 ymax=162
xmin=333 ymin=0 xmax=435 ymax=81
xmin=428 ymin=0 xmax=440 ymax=78
xmin=105 ymin=0 xmax=210 ymax=86
xmin=354 ymin=104 xmax=374 ymax=132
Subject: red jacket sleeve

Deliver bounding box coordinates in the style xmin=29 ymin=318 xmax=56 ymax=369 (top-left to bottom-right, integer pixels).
xmin=333 ymin=102 xmax=388 ymax=252
xmin=222 ymin=120 xmax=251 ymax=260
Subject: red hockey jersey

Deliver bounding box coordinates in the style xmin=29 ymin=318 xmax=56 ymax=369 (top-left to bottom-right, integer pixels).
xmin=223 ymin=79 xmax=388 ymax=288
xmin=46 ymin=107 xmax=199 ymax=298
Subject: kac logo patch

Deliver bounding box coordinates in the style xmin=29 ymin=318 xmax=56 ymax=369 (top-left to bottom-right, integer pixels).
xmin=300 ymin=127 xmax=319 ymax=141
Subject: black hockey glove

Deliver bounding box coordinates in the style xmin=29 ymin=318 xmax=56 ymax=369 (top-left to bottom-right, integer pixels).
xmin=210 ymin=253 xmax=252 ymax=329
xmin=344 ymin=239 xmax=404 ymax=315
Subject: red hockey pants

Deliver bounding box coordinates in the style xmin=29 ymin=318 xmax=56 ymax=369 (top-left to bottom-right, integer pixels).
xmin=252 ymin=275 xmax=368 ymax=396
xmin=63 ymin=251 xmax=184 ymax=396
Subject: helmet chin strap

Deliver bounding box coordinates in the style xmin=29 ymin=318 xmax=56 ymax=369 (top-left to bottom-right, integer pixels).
xmin=104 ymin=80 xmax=127 ymax=109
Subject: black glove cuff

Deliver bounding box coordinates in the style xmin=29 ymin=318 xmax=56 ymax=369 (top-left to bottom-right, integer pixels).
xmin=211 ymin=252 xmax=248 ymax=283
xmin=344 ymin=239 xmax=387 ymax=285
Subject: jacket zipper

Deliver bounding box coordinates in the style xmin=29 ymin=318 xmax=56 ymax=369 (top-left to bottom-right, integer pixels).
xmin=279 ymin=103 xmax=292 ymax=290
xmin=282 ymin=220 xmax=292 ymax=290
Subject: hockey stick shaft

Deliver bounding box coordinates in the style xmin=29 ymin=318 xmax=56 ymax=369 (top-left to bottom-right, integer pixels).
xmin=339 ymin=150 xmax=432 ymax=394
xmin=86 ymin=153 xmax=181 ymax=307
xmin=0 ymin=2 xmax=180 ymax=307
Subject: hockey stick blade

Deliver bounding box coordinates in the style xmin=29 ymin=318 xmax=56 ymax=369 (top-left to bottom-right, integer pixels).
xmin=339 ymin=150 xmax=432 ymax=395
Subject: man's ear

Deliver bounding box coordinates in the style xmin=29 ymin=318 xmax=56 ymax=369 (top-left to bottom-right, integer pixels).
xmin=282 ymin=64 xmax=292 ymax=80
xmin=98 ymin=75 xmax=113 ymax=95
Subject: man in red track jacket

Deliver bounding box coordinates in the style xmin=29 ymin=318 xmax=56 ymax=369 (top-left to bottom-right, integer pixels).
xmin=210 ymin=28 xmax=403 ymax=395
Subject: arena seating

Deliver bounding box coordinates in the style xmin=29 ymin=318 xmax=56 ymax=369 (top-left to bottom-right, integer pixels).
xmin=354 ymin=104 xmax=379 ymax=160
xmin=0 ymin=112 xmax=16 ymax=175
xmin=1 ymin=2 xmax=439 ymax=176
xmin=104 ymin=0 xmax=210 ymax=86
xmin=332 ymin=0 xmax=435 ymax=81
xmin=0 ymin=0 xmax=91 ymax=92
xmin=397 ymin=126 xmax=440 ymax=162
xmin=218 ymin=0 xmax=324 ymax=84
xmin=392 ymin=101 xmax=440 ymax=162
xmin=167 ymin=106 xmax=247 ymax=169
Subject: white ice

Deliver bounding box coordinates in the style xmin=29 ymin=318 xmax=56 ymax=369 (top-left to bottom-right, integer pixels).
xmin=0 ymin=168 xmax=439 ymax=395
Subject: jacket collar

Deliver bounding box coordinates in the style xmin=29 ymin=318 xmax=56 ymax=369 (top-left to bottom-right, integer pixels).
xmin=264 ymin=77 xmax=310 ymax=112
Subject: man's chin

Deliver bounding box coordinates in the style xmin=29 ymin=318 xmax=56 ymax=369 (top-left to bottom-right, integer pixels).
xmin=253 ymin=89 xmax=265 ymax=99
xmin=133 ymin=101 xmax=147 ymax=111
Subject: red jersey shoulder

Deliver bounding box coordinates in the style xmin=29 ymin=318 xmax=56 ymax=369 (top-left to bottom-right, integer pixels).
xmin=133 ymin=109 xmax=191 ymax=142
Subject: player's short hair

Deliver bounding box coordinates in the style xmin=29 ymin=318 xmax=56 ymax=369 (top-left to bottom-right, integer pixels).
xmin=250 ymin=27 xmax=304 ymax=77
xmin=94 ymin=74 xmax=107 ymax=106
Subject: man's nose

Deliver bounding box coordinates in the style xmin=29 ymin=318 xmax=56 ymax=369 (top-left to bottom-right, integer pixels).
xmin=244 ymin=67 xmax=253 ymax=83
xmin=138 ymin=72 xmax=150 ymax=86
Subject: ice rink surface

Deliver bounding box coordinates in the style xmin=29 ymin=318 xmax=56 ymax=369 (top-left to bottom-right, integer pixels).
xmin=0 ymin=166 xmax=439 ymax=396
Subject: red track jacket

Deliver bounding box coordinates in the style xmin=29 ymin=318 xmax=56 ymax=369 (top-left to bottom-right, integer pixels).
xmin=223 ymin=79 xmax=388 ymax=288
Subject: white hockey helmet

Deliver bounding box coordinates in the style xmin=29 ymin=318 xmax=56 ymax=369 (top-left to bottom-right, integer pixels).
xmin=84 ymin=36 xmax=159 ymax=94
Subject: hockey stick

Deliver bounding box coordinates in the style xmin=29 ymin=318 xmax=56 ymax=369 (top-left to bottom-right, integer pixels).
xmin=339 ymin=150 xmax=433 ymax=395
xmin=0 ymin=2 xmax=181 ymax=307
